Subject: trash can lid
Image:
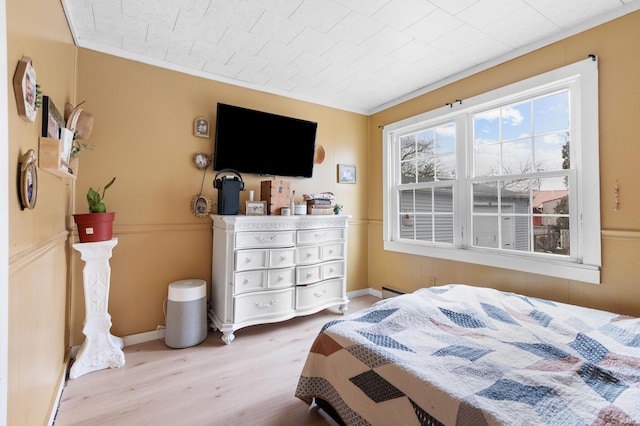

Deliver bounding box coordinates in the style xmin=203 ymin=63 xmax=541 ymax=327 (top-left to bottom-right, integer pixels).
xmin=168 ymin=279 xmax=206 ymax=302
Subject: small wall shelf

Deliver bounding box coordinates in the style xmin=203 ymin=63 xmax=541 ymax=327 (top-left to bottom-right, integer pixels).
xmin=38 ymin=137 xmax=76 ymax=179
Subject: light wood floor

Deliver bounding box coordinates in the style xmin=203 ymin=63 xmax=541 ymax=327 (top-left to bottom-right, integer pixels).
xmin=54 ymin=295 xmax=379 ymax=426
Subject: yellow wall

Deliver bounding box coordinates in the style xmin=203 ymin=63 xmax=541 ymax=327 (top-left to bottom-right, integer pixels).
xmin=70 ymin=50 xmax=370 ymax=344
xmin=369 ymin=11 xmax=640 ymax=317
xmin=6 ymin=0 xmax=75 ymax=424
xmin=7 ymin=3 xmax=640 ymax=424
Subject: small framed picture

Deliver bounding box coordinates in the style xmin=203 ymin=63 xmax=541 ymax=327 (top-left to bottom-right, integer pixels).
xmin=13 ymin=56 xmax=38 ymax=122
xmin=194 ymin=117 xmax=210 ymax=138
xmin=337 ymin=164 xmax=356 ymax=184
xmin=42 ymin=96 xmax=65 ymax=139
xmin=246 ymin=200 xmax=266 ymax=216
xmin=19 ymin=149 xmax=38 ymax=210
xmin=191 ymin=194 xmax=212 ymax=218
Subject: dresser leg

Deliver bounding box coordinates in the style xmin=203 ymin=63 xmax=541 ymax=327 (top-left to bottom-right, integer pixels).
xmin=339 ymin=302 xmax=349 ymax=315
xmin=221 ymin=332 xmax=235 ymax=345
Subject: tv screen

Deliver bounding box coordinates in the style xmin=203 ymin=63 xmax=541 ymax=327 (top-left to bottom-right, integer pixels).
xmin=213 ymin=103 xmax=317 ymax=178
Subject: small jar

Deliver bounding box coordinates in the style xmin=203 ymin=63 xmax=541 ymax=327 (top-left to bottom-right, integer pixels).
xmin=281 ymin=207 xmax=291 ymax=216
xmin=294 ymin=203 xmax=307 ymax=215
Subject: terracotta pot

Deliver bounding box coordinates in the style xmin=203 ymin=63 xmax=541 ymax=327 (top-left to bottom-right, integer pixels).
xmin=73 ymin=212 xmax=115 ymax=243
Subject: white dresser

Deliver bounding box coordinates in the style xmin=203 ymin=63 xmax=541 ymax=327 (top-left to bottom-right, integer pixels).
xmin=209 ymin=214 xmax=350 ymax=344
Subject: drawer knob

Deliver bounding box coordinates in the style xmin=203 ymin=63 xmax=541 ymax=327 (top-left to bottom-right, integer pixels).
xmin=245 ymin=257 xmax=252 ymax=263
xmin=306 ymin=253 xmax=312 ymax=258
xmin=306 ymin=272 xmax=313 ymax=278
xmin=328 ymin=249 xmax=334 ymax=254
xmin=313 ymin=290 xmax=326 ymax=298
xmin=277 ymin=275 xmax=283 ymax=281
xmin=280 ymin=255 xmax=286 ymax=261
xmin=254 ymin=299 xmax=277 ymax=309
xmin=329 ymin=268 xmax=335 ymax=273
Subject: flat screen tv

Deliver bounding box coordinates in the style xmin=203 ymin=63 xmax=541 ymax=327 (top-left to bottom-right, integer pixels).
xmin=213 ymin=103 xmax=318 ymax=178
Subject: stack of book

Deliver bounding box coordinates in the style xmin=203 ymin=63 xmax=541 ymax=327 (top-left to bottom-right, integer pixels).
xmin=307 ymin=198 xmax=334 ymax=215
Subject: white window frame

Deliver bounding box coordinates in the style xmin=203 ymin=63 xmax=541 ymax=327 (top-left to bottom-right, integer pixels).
xmin=383 ymin=58 xmax=601 ymax=284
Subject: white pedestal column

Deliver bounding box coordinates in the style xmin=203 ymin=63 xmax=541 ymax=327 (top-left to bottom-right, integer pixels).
xmin=70 ymin=238 xmax=125 ymax=379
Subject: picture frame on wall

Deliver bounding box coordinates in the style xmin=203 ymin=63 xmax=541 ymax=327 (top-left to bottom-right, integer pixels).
xmin=13 ymin=56 xmax=38 ymax=122
xmin=245 ymin=200 xmax=266 ymax=216
xmin=42 ymin=96 xmax=65 ymax=139
xmin=19 ymin=149 xmax=38 ymax=210
xmin=337 ymin=164 xmax=356 ymax=184
xmin=194 ymin=117 xmax=210 ymax=138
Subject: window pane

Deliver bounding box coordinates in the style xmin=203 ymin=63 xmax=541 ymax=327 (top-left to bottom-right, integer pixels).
xmin=415 ymin=189 xmax=432 ymax=212
xmin=534 ymin=217 xmax=569 ymax=255
xmin=473 ymin=182 xmax=498 ymax=212
xmin=435 ymin=216 xmax=453 ymax=243
xmin=415 ymin=216 xmax=433 ymax=241
xmin=435 ymin=124 xmax=455 ymax=155
xmin=434 ymin=187 xmax=453 ymax=212
xmin=474 ymin=143 xmax=500 ymax=177
xmin=473 ymin=215 xmax=498 ymax=248
xmin=502 ymin=216 xmax=531 ymax=251
xmin=502 ymin=102 xmax=531 ymax=141
xmin=400 ymin=214 xmax=415 ymax=239
xmin=399 ymin=189 xmax=414 ymax=212
xmin=501 ymin=180 xmax=530 ymax=213
xmin=502 ymin=139 xmax=533 ymax=175
xmin=417 ymin=129 xmax=435 ymax=157
xmin=436 ymin=154 xmax=456 ymax=180
xmin=417 ymin=158 xmax=435 ymax=182
xmin=474 ymin=111 xmax=499 ymax=145
xmin=400 ymin=134 xmax=416 ymax=161
xmin=534 ymin=91 xmax=569 ymax=134
xmin=401 ymin=160 xmax=416 ymax=184
xmin=534 ymin=133 xmax=569 ymax=172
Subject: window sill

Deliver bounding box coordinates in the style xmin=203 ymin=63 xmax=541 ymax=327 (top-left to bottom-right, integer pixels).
xmin=383 ymin=240 xmax=600 ymax=284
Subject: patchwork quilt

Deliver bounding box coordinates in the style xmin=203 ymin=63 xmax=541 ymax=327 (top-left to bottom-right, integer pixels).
xmin=295 ymin=284 xmax=640 ymax=425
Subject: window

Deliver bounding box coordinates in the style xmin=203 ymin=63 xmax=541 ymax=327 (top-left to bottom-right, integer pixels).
xmin=383 ymin=58 xmax=600 ymax=283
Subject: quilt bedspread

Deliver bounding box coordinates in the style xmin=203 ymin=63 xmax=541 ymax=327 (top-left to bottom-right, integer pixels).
xmin=295 ymin=284 xmax=640 ymax=425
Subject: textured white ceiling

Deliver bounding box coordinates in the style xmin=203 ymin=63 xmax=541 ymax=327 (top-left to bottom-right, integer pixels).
xmin=62 ymin=0 xmax=639 ymax=114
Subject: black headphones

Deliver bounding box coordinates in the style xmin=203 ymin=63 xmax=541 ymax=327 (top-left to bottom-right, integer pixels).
xmin=213 ymin=169 xmax=244 ymax=190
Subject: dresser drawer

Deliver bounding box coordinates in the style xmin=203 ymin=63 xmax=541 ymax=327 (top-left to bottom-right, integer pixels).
xmin=295 ymin=279 xmax=344 ymax=311
xmin=234 ymin=270 xmax=266 ymax=294
xmin=267 ymin=267 xmax=295 ymax=289
xmin=296 ymin=264 xmax=321 ymax=285
xmin=236 ymin=231 xmax=296 ymax=249
xmin=322 ymin=242 xmax=344 ymax=261
xmin=234 ymin=287 xmax=295 ymax=323
xmin=295 ymin=244 xmax=322 ymax=265
xmin=297 ymin=228 xmax=344 ymax=245
xmin=235 ymin=249 xmax=268 ymax=271
xmin=322 ymin=260 xmax=344 ymax=279
xmin=269 ymin=248 xmax=296 ymax=268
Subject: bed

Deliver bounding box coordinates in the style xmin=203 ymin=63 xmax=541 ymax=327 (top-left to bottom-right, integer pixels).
xmin=295 ymin=284 xmax=640 ymax=425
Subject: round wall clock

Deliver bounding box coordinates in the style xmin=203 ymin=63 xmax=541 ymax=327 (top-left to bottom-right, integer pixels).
xmin=20 ymin=149 xmax=38 ymax=210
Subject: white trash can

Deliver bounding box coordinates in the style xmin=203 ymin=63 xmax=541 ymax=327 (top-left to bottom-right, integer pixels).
xmin=165 ymin=279 xmax=207 ymax=349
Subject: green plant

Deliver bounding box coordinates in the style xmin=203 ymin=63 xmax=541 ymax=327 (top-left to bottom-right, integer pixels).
xmin=87 ymin=177 xmax=116 ymax=213
xmin=333 ymin=203 xmax=343 ymax=214
xmin=69 ymin=139 xmax=94 ymax=160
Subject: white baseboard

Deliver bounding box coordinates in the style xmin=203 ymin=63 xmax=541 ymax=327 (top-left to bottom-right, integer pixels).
xmin=122 ymin=328 xmax=165 ymax=347
xmin=69 ymin=291 xmax=380 ymax=351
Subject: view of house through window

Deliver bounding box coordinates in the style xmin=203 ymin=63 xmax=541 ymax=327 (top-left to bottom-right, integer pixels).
xmin=383 ymin=58 xmax=600 ymax=283
xmin=471 ymin=90 xmax=571 ymax=256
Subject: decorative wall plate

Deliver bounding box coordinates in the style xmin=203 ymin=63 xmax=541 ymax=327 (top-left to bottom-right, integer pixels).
xmin=193 ymin=152 xmax=211 ymax=170
xmin=19 ymin=149 xmax=38 ymax=210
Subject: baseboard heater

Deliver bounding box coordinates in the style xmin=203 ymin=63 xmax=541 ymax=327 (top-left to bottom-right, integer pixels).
xmin=381 ymin=286 xmax=405 ymax=299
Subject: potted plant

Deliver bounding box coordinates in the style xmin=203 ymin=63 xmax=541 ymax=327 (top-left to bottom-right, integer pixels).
xmin=333 ymin=203 xmax=343 ymax=215
xmin=73 ymin=177 xmax=116 ymax=243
